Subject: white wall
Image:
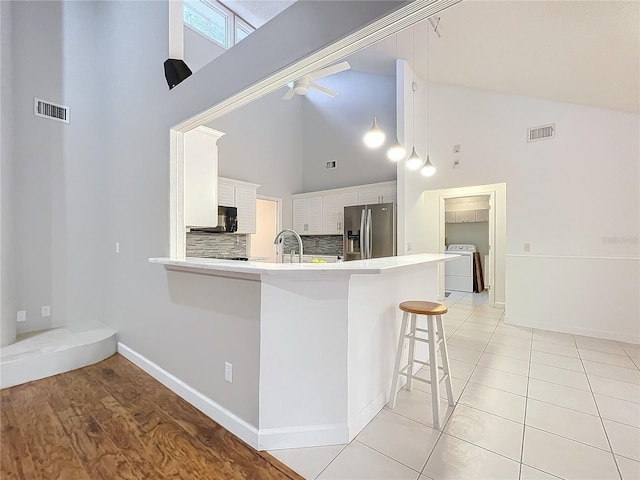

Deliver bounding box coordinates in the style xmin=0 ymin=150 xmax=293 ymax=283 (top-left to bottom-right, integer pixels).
xmin=208 ymin=90 xmax=303 ymax=229
xmin=301 ymin=70 xmax=397 ymax=192
xmin=0 ymin=0 xmax=16 ymax=346
xmin=0 ymin=0 xmax=406 ymax=425
xmin=184 ymin=26 xmax=226 ymax=74
xmin=401 ymin=83 xmax=639 ymax=341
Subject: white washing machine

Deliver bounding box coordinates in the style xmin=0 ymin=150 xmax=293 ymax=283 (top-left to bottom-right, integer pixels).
xmin=445 ymin=244 xmax=477 ymax=293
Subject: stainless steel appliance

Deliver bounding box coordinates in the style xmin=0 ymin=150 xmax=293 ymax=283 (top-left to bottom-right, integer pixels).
xmin=343 ymin=203 xmax=396 ymax=260
xmin=188 ymin=205 xmax=238 ymax=233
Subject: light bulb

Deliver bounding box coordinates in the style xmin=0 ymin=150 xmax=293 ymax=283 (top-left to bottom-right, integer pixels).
xmin=421 ymin=155 xmax=436 ymax=177
xmin=363 ymin=118 xmax=385 ymax=149
xmin=406 ymin=146 xmax=422 ymax=170
xmin=386 ymin=138 xmax=406 ymax=162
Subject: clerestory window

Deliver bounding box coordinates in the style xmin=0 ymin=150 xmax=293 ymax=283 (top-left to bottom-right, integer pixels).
xmin=183 ymin=0 xmax=255 ymax=49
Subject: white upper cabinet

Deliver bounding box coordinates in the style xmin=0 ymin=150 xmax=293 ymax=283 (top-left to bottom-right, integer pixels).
xmin=322 ymin=192 xmax=358 ymax=234
xmin=445 ymin=211 xmax=456 ymax=224
xmin=475 ymin=209 xmax=490 ymax=223
xmin=357 ymin=183 xmax=397 ymax=205
xmin=184 ymin=127 xmax=224 ymax=227
xmin=293 ymin=197 xmax=323 ymax=234
xmin=292 ymin=181 xmax=396 ymax=235
xmin=218 ymin=177 xmax=260 ymax=234
xmin=455 ymin=210 xmax=476 ymax=223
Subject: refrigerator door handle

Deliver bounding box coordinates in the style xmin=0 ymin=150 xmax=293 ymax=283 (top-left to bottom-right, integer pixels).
xmin=360 ymin=209 xmax=366 ymax=259
xmin=367 ymin=208 xmax=373 ymax=258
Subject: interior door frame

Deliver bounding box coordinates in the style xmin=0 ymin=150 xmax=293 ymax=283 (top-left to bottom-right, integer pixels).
xmin=439 ymin=190 xmax=496 ymax=307
xmin=248 ymin=195 xmax=282 ymax=258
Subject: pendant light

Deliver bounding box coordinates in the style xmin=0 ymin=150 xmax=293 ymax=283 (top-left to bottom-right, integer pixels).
xmin=387 ymin=34 xmax=406 ymax=162
xmin=406 ymin=27 xmax=422 ymax=170
xmin=363 ymin=43 xmax=386 ymax=149
xmin=421 ymin=20 xmax=436 ymax=177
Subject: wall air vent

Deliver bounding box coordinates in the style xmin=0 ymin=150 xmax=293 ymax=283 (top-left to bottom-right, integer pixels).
xmin=325 ymin=160 xmax=337 ymax=170
xmin=34 ymin=98 xmax=69 ymax=124
xmin=527 ymin=123 xmax=555 ymax=142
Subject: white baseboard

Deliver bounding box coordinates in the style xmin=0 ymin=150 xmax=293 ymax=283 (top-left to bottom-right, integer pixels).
xmin=258 ymin=423 xmax=348 ymax=451
xmin=504 ymin=317 xmax=640 ymax=344
xmin=117 ymin=343 xmax=259 ymax=448
xmin=494 ymin=301 xmax=506 ymax=309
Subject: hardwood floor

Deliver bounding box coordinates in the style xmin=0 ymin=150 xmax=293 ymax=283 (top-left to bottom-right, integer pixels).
xmin=1 ymin=354 xmax=303 ymax=480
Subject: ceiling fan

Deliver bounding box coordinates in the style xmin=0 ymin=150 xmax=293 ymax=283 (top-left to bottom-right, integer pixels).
xmin=282 ymin=61 xmax=351 ymax=100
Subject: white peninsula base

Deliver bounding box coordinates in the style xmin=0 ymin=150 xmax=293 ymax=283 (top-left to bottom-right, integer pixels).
xmin=149 ymin=254 xmax=452 ymax=450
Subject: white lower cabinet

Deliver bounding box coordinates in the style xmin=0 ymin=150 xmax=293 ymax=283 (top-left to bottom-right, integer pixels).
xmin=293 ymin=197 xmax=323 ymax=234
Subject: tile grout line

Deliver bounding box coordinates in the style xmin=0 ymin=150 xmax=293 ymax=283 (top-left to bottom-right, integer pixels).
xmin=576 ymin=334 xmax=624 ymax=480
xmin=419 ymin=292 xmax=487 ymax=476
xmin=518 ymin=320 xmax=534 ymax=480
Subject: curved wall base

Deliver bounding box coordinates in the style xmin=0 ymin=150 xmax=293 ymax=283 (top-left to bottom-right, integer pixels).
xmin=0 ymin=325 xmax=117 ymax=389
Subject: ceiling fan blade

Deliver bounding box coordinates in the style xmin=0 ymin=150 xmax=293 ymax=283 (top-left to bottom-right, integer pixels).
xmin=282 ymin=88 xmax=296 ymax=100
xmin=310 ymin=82 xmax=338 ymax=98
xmin=308 ymin=61 xmax=350 ymax=80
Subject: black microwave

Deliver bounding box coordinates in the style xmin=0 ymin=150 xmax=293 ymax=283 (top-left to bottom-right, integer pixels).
xmin=189 ymin=206 xmax=238 ymax=233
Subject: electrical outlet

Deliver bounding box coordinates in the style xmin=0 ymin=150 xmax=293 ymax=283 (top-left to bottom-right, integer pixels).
xmin=406 ymin=243 xmax=412 ymax=252
xmin=453 ymin=160 xmax=460 ymax=169
xmin=224 ymin=362 xmax=233 ymax=383
xmin=115 ymin=242 xmax=120 ymax=254
xmin=523 ymin=243 xmax=531 ymax=252
xmin=42 ymin=306 xmax=51 ymax=317
xmin=453 ymin=144 xmax=461 ymax=153
xmin=17 ymin=310 xmax=26 ymax=322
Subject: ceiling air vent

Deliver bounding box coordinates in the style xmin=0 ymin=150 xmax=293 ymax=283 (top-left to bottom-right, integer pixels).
xmin=527 ymin=123 xmax=555 ymax=142
xmin=34 ymin=98 xmax=69 ymax=124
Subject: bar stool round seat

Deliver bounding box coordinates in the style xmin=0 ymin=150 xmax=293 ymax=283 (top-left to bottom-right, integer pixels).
xmin=389 ymin=300 xmax=454 ymax=430
xmin=399 ymin=301 xmax=447 ymax=316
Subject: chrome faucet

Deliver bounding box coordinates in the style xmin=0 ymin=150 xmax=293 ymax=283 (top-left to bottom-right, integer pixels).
xmin=274 ymin=229 xmax=303 ymax=264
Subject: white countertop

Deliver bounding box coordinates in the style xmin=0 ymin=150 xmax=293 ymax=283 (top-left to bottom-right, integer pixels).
xmin=149 ymin=253 xmax=456 ymax=277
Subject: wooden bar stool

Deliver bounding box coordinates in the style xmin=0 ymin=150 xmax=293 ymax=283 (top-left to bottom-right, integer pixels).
xmin=388 ymin=301 xmax=454 ymax=430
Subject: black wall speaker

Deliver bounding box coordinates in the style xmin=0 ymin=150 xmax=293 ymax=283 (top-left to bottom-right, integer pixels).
xmin=164 ymin=59 xmax=192 ymax=90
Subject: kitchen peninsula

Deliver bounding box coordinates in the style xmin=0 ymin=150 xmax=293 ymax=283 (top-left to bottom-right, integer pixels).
xmin=149 ymin=253 xmax=453 ymax=450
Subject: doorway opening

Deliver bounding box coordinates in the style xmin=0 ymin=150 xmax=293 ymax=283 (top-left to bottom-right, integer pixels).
xmin=444 ymin=195 xmax=491 ymax=296
xmin=249 ymin=196 xmax=281 ymax=262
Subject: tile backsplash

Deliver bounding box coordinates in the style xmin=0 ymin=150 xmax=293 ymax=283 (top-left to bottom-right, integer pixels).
xmin=186 ymin=233 xmax=247 ymax=258
xmin=283 ymin=235 xmax=343 ymax=256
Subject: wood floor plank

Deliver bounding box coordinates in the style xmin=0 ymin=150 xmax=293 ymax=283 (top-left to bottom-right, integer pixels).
xmin=9 ymin=382 xmax=91 ymax=480
xmin=48 ymin=373 xmax=140 ymax=480
xmin=69 ymin=371 xmax=189 ymax=479
xmin=107 ymin=354 xmax=301 ymax=479
xmin=1 ymin=354 xmax=303 ymax=480
xmin=1 ymin=390 xmax=36 ymax=479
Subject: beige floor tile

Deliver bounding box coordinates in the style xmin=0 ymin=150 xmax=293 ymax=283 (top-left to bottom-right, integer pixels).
xmin=269 ymin=444 xmax=346 ymax=480
xmin=584 ymin=360 xmax=640 ymax=385
xmin=423 ymin=433 xmax=520 ymax=480
xmin=520 ymin=464 xmax=562 ymax=479
xmin=529 ymin=362 xmax=591 ymax=391
xmin=574 ymin=335 xmax=627 ymax=355
xmin=478 ymin=351 xmax=530 ymax=376
xmin=532 ymin=330 xmax=576 ymax=347
xmin=317 ymin=441 xmax=419 ymax=480
xmin=522 ymin=427 xmax=619 ymax=480
xmin=469 ymin=365 xmax=528 ymax=395
xmin=604 ymin=419 xmax=640 ymax=462
xmin=484 ymin=342 xmax=531 ymax=361
xmin=532 ymin=340 xmax=579 ymax=358
xmin=527 ymin=378 xmax=598 ymax=415
xmin=459 ymin=381 xmax=526 ymax=423
xmin=589 ymin=375 xmax=640 ymax=403
xmin=579 ymin=349 xmax=638 ymax=369
xmin=617 ymin=455 xmax=640 ymax=480
xmin=356 ymin=409 xmax=439 ymax=472
xmin=525 ymin=399 xmax=610 ymax=450
xmin=595 ymin=394 xmax=640 ymax=428
xmin=530 ymin=350 xmax=585 ymax=372
xmin=444 ymin=404 xmax=524 ymax=461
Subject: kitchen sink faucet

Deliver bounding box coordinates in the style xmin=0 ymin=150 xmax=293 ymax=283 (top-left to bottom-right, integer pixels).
xmin=274 ymin=229 xmax=303 ymax=264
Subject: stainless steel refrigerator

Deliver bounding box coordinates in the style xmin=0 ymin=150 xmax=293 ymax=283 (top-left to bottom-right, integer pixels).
xmin=343 ymin=203 xmax=396 ymax=261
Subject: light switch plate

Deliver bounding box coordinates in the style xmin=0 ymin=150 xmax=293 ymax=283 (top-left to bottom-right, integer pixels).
xmin=42 ymin=306 xmax=51 ymax=317
xmin=17 ymin=310 xmax=26 ymax=322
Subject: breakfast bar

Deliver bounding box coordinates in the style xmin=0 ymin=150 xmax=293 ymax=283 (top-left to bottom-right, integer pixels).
xmin=150 ymin=253 xmax=453 ymax=450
